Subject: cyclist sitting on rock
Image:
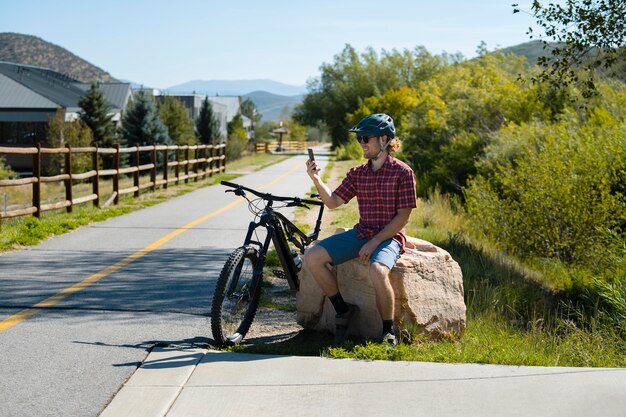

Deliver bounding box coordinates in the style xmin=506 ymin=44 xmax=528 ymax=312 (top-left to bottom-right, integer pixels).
xmin=304 ymin=113 xmax=417 ymax=346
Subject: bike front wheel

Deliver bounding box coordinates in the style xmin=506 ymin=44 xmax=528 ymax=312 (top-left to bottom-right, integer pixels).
xmin=211 ymin=246 xmax=262 ymax=346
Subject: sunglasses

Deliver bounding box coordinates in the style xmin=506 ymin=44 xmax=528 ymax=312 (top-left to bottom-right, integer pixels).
xmin=356 ymin=135 xmax=377 ymax=144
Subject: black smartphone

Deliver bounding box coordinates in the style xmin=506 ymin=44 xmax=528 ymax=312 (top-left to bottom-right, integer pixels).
xmin=308 ymin=148 xmax=315 ymax=161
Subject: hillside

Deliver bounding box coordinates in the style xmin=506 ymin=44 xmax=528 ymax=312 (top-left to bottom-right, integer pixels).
xmin=498 ymin=40 xmax=560 ymax=66
xmin=243 ymin=90 xmax=303 ymax=121
xmin=0 ymin=32 xmax=116 ymax=83
xmin=166 ymin=79 xmax=307 ymax=96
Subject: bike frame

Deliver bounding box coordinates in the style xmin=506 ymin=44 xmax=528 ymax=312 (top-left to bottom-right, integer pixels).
xmin=222 ymin=180 xmax=324 ymax=292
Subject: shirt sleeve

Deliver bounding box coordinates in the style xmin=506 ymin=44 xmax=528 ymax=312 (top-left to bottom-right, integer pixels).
xmin=396 ymin=167 xmax=417 ymax=209
xmin=334 ymin=167 xmax=357 ymax=204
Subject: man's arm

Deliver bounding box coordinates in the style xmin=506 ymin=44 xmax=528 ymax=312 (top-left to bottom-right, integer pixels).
xmin=358 ymin=208 xmax=413 ymax=262
xmin=306 ymin=159 xmax=345 ymax=209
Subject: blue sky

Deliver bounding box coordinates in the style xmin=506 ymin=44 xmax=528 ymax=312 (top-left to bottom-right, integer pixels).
xmin=0 ymin=0 xmax=539 ymax=88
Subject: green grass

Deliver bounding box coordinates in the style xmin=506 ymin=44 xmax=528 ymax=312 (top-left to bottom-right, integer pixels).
xmin=0 ymin=153 xmax=289 ymax=252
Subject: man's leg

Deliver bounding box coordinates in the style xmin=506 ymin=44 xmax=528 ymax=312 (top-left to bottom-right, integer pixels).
xmin=303 ymin=245 xmax=338 ymax=296
xmin=304 ymin=243 xmax=359 ymax=344
xmin=369 ymin=262 xmax=394 ymax=321
xmin=369 ymin=239 xmax=401 ymax=345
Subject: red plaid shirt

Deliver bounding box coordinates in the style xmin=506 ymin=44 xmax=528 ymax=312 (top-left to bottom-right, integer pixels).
xmin=334 ymin=155 xmax=417 ymax=251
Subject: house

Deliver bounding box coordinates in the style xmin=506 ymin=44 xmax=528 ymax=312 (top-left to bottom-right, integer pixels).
xmin=154 ymin=92 xmax=252 ymax=141
xmin=0 ymin=61 xmax=132 ymax=169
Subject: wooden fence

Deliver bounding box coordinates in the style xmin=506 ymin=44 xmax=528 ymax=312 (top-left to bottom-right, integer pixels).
xmin=0 ymin=143 xmax=226 ymax=219
xmin=255 ymin=141 xmax=313 ymax=153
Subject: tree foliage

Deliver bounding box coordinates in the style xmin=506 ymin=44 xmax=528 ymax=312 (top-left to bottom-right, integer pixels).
xmin=196 ymin=97 xmax=222 ymax=145
xmin=159 ymin=96 xmax=196 ymax=145
xmin=226 ymin=112 xmax=249 ymax=161
xmin=293 ymin=44 xmax=456 ymax=148
xmin=0 ymin=156 xmax=15 ymax=180
xmin=402 ymin=53 xmax=544 ymax=195
xmin=121 ymin=91 xmax=170 ymax=147
xmin=514 ymin=0 xmax=626 ymax=95
xmin=46 ymin=109 xmax=93 ymax=174
xmin=78 ymin=82 xmax=116 ymax=147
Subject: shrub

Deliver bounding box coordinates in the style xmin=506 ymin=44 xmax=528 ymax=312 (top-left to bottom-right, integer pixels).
xmin=335 ymin=138 xmax=363 ymax=161
xmin=225 ymin=132 xmax=248 ymax=162
xmin=465 ymin=119 xmax=626 ymax=273
xmin=0 ymin=156 xmax=15 ymax=180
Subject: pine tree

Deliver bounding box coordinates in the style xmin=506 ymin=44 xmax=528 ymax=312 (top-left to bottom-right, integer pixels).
xmin=195 ymin=97 xmax=222 ymax=145
xmin=78 ymin=82 xmax=116 ymax=147
xmin=121 ymin=91 xmax=171 ymax=147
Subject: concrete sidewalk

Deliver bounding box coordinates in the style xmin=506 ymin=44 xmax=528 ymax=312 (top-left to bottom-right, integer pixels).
xmin=99 ymin=347 xmax=626 ymax=417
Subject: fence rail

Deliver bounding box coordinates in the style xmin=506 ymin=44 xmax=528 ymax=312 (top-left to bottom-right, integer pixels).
xmin=0 ymin=143 xmax=226 ymax=219
xmin=255 ymin=141 xmax=314 ymax=153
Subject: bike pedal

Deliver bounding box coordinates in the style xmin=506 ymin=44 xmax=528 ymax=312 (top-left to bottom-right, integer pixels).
xmin=272 ymin=269 xmax=286 ymax=279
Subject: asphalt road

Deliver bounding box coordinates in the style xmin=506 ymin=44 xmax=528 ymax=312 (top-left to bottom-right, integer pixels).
xmin=0 ymin=150 xmax=329 ymax=417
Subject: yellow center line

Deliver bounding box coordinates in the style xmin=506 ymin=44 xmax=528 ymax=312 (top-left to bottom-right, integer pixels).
xmin=0 ymin=162 xmax=303 ymax=333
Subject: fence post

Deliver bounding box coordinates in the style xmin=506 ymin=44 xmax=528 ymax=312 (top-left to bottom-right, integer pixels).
xmin=184 ymin=146 xmax=190 ymax=184
xmin=151 ymin=145 xmax=157 ymax=192
xmin=175 ymin=147 xmax=180 ymax=185
xmin=208 ymin=144 xmax=213 ymax=177
xmin=92 ymin=146 xmax=100 ymax=207
xmin=65 ymin=144 xmax=73 ymax=213
xmin=134 ymin=147 xmax=140 ymax=198
xmin=113 ymin=144 xmax=120 ymax=205
xmin=163 ymin=147 xmax=168 ymax=189
xmin=221 ymin=143 xmax=226 ymax=172
xmin=32 ymin=144 xmax=41 ymax=218
xmin=194 ymin=146 xmax=199 ymax=182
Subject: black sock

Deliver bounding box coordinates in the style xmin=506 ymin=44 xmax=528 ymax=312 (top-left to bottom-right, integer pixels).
xmin=382 ymin=320 xmax=394 ymax=334
xmin=329 ymin=292 xmax=349 ymax=316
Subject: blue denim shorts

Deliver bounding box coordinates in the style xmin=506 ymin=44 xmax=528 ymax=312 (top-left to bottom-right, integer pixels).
xmin=316 ymin=229 xmax=401 ymax=270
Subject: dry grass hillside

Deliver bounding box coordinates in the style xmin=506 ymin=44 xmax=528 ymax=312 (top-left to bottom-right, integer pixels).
xmin=0 ymin=32 xmax=116 ymax=83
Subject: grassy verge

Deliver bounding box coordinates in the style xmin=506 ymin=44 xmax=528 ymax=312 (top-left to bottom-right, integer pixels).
xmin=0 ymin=153 xmax=290 ymax=253
xmin=233 ymin=159 xmax=626 ymax=367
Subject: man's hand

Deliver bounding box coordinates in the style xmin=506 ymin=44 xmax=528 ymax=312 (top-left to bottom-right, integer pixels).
xmin=306 ymin=158 xmax=320 ymax=181
xmin=359 ymin=239 xmax=380 ymax=263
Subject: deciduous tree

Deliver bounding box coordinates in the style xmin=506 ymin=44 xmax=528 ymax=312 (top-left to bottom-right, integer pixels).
xmin=159 ymin=96 xmax=196 ymax=145
xmin=514 ymin=0 xmax=626 ymax=95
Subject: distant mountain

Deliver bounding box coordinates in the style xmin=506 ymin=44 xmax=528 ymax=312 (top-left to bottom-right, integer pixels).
xmin=166 ymin=79 xmax=307 ymax=96
xmin=497 ymin=40 xmax=559 ymax=66
xmin=0 ymin=32 xmax=117 ymax=83
xmin=243 ymin=90 xmax=303 ymax=121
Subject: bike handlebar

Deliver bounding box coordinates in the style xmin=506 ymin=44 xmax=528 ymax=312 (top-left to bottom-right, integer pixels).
xmin=221 ymin=180 xmax=323 ymax=207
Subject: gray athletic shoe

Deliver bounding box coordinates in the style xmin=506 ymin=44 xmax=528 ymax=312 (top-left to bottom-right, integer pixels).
xmin=380 ymin=332 xmax=398 ymax=346
xmin=333 ymin=303 xmax=359 ymax=345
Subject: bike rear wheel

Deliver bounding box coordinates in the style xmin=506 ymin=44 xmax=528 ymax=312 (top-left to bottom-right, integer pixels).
xmin=211 ymin=246 xmax=262 ymax=346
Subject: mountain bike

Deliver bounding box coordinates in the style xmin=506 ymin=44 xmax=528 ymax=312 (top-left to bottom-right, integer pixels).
xmin=211 ymin=180 xmax=325 ymax=346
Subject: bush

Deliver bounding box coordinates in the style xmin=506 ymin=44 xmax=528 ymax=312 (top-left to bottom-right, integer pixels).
xmin=465 ymin=119 xmax=626 ymax=273
xmin=225 ymin=132 xmax=248 ymax=162
xmin=0 ymin=156 xmax=15 ymax=180
xmin=335 ymin=138 xmax=363 ymax=160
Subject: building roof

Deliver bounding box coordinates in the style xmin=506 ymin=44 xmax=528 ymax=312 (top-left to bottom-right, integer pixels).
xmin=0 ymin=61 xmax=131 ymax=112
xmin=0 ymin=72 xmax=57 ymax=108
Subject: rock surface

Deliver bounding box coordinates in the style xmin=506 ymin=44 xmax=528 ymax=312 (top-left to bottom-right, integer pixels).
xmin=296 ymin=233 xmax=466 ymax=340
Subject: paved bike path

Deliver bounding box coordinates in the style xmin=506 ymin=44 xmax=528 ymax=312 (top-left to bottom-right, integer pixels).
xmin=0 ymin=150 xmax=327 ymax=417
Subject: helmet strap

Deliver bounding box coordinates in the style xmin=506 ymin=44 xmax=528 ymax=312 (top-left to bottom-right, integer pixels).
xmin=372 ymin=136 xmax=390 ymax=161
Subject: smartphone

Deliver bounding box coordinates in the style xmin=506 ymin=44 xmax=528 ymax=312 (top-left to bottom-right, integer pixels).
xmin=307 ymin=148 xmax=315 ymax=161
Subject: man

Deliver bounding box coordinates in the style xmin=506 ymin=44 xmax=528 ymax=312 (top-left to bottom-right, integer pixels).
xmin=305 ymin=113 xmax=417 ymax=345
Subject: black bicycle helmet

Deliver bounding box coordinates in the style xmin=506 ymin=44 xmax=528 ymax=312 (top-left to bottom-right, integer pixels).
xmin=348 ymin=113 xmax=396 ymax=138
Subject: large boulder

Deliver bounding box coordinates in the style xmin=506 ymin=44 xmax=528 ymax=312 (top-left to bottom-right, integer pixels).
xmin=296 ymin=232 xmax=466 ymax=340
